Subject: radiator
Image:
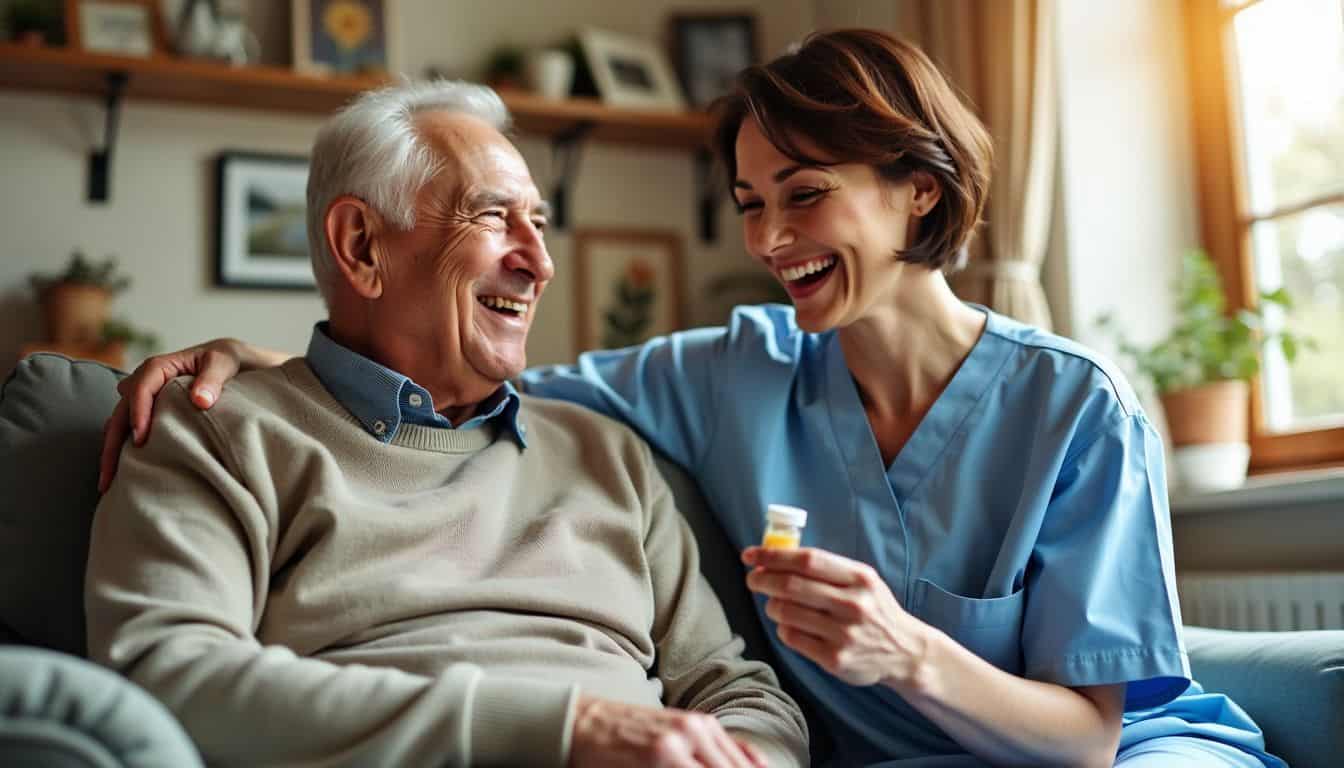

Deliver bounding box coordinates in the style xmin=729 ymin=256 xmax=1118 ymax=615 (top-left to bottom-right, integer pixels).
xmin=1178 ymin=572 xmax=1344 ymax=631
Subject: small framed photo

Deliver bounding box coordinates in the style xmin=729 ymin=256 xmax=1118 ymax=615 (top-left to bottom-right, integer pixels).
xmin=215 ymin=152 xmax=314 ymax=290
xmin=573 ymin=229 xmax=686 ymax=353
xmin=292 ymin=0 xmax=395 ymax=76
xmin=578 ymin=27 xmax=685 ymax=111
xmin=669 ymin=14 xmax=757 ymax=109
xmin=69 ymin=0 xmax=160 ymax=57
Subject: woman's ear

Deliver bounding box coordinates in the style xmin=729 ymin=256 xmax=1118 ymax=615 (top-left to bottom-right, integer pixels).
xmin=909 ymin=171 xmax=942 ymax=217
xmin=324 ymin=195 xmax=383 ymax=300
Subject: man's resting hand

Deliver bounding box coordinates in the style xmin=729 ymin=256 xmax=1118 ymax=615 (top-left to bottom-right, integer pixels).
xmin=570 ymin=695 xmax=769 ymax=768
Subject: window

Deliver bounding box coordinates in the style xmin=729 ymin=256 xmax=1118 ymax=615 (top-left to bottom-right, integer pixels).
xmin=1186 ymin=0 xmax=1344 ymax=470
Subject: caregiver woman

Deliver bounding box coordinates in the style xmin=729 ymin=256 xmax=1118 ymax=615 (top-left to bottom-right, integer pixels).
xmin=100 ymin=29 xmax=1282 ymax=768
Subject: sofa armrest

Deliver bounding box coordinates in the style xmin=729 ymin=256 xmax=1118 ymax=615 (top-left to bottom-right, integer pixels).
xmin=1184 ymin=625 xmax=1344 ymax=768
xmin=0 ymin=645 xmax=202 ymax=767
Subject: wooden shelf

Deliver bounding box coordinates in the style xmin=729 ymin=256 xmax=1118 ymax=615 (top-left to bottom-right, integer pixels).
xmin=501 ymin=90 xmax=712 ymax=149
xmin=0 ymin=42 xmax=382 ymax=113
xmin=0 ymin=43 xmax=713 ymax=148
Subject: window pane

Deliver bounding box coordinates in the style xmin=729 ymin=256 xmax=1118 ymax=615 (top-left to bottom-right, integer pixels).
xmin=1252 ymin=204 xmax=1344 ymax=430
xmin=1232 ymin=0 xmax=1344 ymax=214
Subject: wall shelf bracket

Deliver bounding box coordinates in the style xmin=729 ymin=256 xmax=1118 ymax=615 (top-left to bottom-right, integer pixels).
xmin=549 ymin=121 xmax=593 ymax=230
xmin=695 ymin=149 xmax=721 ymax=243
xmin=88 ymin=71 xmax=128 ymax=204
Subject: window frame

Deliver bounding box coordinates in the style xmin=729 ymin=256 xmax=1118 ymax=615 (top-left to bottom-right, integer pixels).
xmin=1183 ymin=0 xmax=1344 ymax=472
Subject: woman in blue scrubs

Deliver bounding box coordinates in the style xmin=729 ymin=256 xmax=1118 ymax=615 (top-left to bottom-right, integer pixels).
xmin=103 ymin=29 xmax=1283 ymax=767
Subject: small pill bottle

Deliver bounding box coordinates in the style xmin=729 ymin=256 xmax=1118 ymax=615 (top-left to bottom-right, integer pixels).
xmin=761 ymin=504 xmax=808 ymax=550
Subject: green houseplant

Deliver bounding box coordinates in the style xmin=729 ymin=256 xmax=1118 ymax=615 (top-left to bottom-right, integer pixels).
xmin=28 ymin=251 xmax=132 ymax=345
xmin=101 ymin=317 xmax=160 ymax=360
xmin=483 ymin=44 xmax=526 ymax=90
xmin=1098 ymin=249 xmax=1310 ymax=490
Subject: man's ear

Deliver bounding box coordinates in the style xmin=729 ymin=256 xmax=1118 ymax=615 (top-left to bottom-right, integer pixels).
xmin=324 ymin=195 xmax=383 ymax=300
xmin=909 ymin=171 xmax=942 ymax=218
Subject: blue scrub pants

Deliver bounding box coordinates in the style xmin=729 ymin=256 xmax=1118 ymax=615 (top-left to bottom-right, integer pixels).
xmin=865 ymin=738 xmax=1272 ymax=767
xmin=1116 ymin=736 xmax=1271 ymax=766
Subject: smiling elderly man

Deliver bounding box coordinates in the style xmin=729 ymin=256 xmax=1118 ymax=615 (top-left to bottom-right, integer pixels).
xmin=86 ymin=82 xmax=807 ymax=768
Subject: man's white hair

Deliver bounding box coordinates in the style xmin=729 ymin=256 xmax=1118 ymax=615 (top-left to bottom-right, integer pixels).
xmin=305 ymin=80 xmax=511 ymax=306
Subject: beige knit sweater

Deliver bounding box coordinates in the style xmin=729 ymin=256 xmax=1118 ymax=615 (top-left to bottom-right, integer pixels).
xmin=87 ymin=359 xmax=807 ymax=767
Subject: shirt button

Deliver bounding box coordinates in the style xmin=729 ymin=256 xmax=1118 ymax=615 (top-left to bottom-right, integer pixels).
xmin=408 ymin=393 xmax=423 ymax=407
xmin=518 ymin=422 xmax=527 ymax=436
xmin=372 ymin=420 xmax=387 ymax=435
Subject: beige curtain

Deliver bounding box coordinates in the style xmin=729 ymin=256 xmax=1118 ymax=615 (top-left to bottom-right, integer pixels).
xmin=904 ymin=0 xmax=1058 ymax=329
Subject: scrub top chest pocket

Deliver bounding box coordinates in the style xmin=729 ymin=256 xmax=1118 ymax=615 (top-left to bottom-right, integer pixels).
xmin=911 ymin=578 xmax=1027 ymax=675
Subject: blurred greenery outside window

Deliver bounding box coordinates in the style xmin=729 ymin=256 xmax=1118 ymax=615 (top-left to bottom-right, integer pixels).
xmin=1191 ymin=0 xmax=1344 ymax=470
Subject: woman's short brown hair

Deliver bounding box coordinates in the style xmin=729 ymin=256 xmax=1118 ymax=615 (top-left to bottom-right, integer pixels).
xmin=713 ymin=29 xmax=992 ymax=271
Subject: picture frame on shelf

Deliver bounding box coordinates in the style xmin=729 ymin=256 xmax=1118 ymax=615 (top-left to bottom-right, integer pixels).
xmin=669 ymin=13 xmax=757 ymax=109
xmin=215 ymin=152 xmax=314 ymax=290
xmin=67 ymin=0 xmax=164 ymax=57
xmin=292 ymin=0 xmax=395 ymax=76
xmin=577 ymin=27 xmax=685 ymax=111
xmin=573 ymin=229 xmax=685 ymax=354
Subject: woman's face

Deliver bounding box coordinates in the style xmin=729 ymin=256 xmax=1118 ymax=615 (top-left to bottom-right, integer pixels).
xmin=732 ymin=119 xmax=931 ymax=333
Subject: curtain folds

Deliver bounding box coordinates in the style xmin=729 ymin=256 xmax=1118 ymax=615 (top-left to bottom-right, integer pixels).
xmin=912 ymin=0 xmax=1058 ymax=329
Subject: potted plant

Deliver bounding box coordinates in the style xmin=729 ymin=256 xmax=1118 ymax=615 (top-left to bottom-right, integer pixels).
xmin=1099 ymin=249 xmax=1311 ymax=492
xmin=483 ymin=44 xmax=526 ymax=91
xmin=29 ymin=251 xmax=132 ymax=345
xmin=101 ymin=317 xmax=160 ymax=361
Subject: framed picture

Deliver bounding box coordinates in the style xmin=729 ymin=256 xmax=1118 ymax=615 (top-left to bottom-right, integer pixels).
xmin=67 ymin=0 xmax=162 ymax=57
xmin=574 ymin=229 xmax=686 ymax=353
xmin=215 ymin=152 xmax=314 ymax=290
xmin=292 ymin=0 xmax=395 ymax=76
xmin=578 ymin=27 xmax=685 ymax=110
xmin=669 ymin=14 xmax=757 ymax=109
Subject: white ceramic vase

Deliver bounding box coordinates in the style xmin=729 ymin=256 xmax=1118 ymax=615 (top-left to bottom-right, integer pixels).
xmin=525 ymin=50 xmax=575 ymax=100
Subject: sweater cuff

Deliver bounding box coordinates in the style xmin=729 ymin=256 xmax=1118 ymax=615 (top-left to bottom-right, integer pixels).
xmin=469 ymin=676 xmax=579 ymax=767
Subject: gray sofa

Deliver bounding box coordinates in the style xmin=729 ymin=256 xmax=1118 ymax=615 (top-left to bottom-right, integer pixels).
xmin=1 ymin=352 xmax=1340 ymax=767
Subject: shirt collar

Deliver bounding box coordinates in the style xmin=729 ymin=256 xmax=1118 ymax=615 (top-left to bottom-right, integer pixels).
xmin=305 ymin=323 xmax=527 ymax=447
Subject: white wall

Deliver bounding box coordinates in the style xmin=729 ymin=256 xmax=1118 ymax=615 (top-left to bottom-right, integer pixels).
xmin=0 ymin=0 xmax=815 ymax=372
xmin=1052 ymin=0 xmax=1199 ymax=357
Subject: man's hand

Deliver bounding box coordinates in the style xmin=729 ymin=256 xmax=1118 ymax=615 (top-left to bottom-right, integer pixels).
xmin=569 ymin=695 xmax=768 ymax=768
xmin=98 ymin=338 xmax=264 ymax=493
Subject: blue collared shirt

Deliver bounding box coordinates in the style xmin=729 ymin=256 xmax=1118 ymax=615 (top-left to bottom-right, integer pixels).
xmin=305 ymin=323 xmax=526 ymax=446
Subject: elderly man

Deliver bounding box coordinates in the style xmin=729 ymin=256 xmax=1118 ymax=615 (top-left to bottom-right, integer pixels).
xmin=87 ymin=81 xmax=807 ymax=767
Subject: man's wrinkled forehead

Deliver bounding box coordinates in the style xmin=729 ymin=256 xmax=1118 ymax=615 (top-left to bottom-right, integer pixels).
xmin=413 ymin=110 xmax=541 ymax=209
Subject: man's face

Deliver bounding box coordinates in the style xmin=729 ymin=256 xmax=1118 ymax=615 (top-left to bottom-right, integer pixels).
xmin=374 ymin=112 xmax=552 ymax=395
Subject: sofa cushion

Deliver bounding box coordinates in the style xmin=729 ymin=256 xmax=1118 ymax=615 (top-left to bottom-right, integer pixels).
xmin=0 ymin=354 xmax=124 ymax=655
xmin=0 ymin=645 xmax=202 ymax=766
xmin=1185 ymin=625 xmax=1344 ymax=768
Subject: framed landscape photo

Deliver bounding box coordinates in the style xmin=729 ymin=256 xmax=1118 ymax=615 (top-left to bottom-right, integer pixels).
xmin=292 ymin=0 xmax=394 ymax=75
xmin=669 ymin=14 xmax=757 ymax=108
xmin=573 ymin=229 xmax=686 ymax=354
xmin=578 ymin=27 xmax=685 ymax=110
xmin=215 ymin=152 xmax=314 ymax=290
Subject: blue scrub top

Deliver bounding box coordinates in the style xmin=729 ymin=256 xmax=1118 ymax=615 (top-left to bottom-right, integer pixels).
xmin=521 ymin=304 xmax=1281 ymax=766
